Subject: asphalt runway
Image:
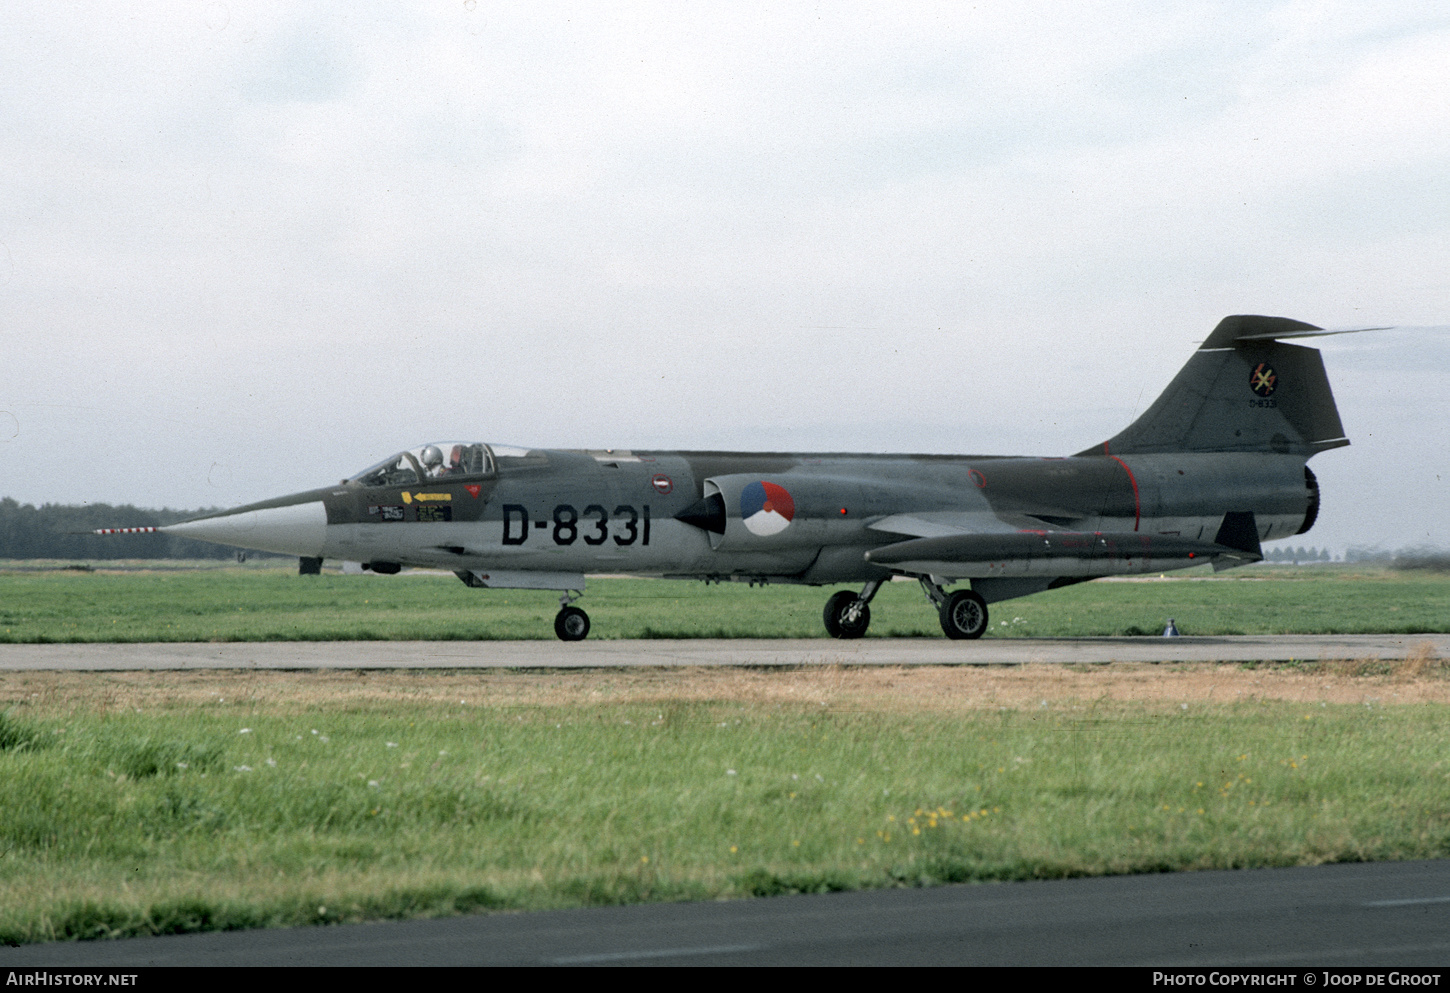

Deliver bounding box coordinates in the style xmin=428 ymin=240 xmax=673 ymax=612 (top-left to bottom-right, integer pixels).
xmin=4 ymin=860 xmax=1449 ymax=966
xmin=0 ymin=633 xmax=1445 ymax=670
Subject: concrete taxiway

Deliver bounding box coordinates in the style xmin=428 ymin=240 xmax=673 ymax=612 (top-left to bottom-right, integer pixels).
xmin=0 ymin=633 xmax=1444 ymax=671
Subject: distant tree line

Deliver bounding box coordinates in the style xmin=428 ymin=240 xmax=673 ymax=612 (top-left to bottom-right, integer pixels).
xmin=1264 ymin=546 xmax=1333 ymax=563
xmin=0 ymin=497 xmax=279 ymax=560
xmin=1346 ymin=545 xmax=1450 ymax=571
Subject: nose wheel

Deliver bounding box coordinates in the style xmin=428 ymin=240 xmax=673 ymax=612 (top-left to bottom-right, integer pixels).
xmin=823 ymin=580 xmax=883 ymax=639
xmin=554 ymin=590 xmax=590 ymax=641
xmin=555 ymin=606 xmax=590 ymax=641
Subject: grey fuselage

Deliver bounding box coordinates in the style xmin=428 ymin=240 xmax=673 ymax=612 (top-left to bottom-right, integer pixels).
xmin=168 ymin=447 xmax=1316 ymax=591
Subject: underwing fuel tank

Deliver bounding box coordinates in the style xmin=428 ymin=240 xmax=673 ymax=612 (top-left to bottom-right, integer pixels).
xmin=864 ymin=530 xmax=1256 ymax=579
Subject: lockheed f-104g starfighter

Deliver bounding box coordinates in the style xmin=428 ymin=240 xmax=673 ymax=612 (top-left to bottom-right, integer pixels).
xmin=118 ymin=315 xmax=1368 ymax=640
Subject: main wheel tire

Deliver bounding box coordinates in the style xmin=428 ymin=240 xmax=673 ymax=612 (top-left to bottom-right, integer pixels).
xmin=939 ymin=589 xmax=988 ymax=640
xmin=823 ymin=590 xmax=870 ymax=639
xmin=554 ymin=606 xmax=591 ymax=641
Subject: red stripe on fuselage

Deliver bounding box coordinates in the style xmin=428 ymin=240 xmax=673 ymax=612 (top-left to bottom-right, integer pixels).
xmin=1107 ymin=455 xmax=1140 ymax=532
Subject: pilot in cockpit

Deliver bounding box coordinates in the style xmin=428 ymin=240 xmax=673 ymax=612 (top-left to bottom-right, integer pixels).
xmin=419 ymin=445 xmax=447 ymax=478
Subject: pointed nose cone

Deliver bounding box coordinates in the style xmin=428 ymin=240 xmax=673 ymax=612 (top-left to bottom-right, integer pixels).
xmin=163 ymin=500 xmax=327 ymax=557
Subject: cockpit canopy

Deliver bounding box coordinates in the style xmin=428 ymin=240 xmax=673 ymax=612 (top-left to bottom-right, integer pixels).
xmin=349 ymin=442 xmax=497 ymax=487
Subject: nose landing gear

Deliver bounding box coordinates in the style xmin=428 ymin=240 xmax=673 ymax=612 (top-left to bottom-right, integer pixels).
xmin=823 ymin=580 xmax=883 ymax=639
xmin=554 ymin=590 xmax=590 ymax=642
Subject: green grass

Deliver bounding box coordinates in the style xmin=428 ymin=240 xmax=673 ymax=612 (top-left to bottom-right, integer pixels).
xmin=1 ymin=680 xmax=1447 ymax=944
xmin=0 ymin=563 xmax=1446 ymax=642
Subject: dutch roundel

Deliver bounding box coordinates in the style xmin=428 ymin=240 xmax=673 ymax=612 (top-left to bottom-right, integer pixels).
xmin=740 ymin=481 xmax=795 ymax=536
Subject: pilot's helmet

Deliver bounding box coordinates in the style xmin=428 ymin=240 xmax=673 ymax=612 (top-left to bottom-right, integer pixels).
xmin=419 ymin=445 xmax=444 ymax=468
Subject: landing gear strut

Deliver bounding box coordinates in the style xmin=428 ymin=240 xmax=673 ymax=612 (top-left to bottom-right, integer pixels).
xmin=554 ymin=590 xmax=590 ymax=642
xmin=919 ymin=577 xmax=989 ymax=640
xmin=824 ymin=580 xmax=883 ymax=639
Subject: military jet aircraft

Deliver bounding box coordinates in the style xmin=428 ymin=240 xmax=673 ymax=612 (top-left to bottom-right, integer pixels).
xmin=120 ymin=315 xmax=1367 ymax=640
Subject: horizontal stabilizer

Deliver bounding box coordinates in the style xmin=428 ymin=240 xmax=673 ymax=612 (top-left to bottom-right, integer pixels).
xmin=1223 ymin=322 xmax=1450 ymax=343
xmin=1199 ymin=315 xmax=1323 ymax=348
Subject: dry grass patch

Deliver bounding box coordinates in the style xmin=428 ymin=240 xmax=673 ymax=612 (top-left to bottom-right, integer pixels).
xmin=1313 ymin=641 xmax=1446 ymax=681
xmin=5 ymin=655 xmax=1450 ymax=720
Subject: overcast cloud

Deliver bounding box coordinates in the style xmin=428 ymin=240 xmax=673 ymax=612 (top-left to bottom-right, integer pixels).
xmin=2 ymin=2 xmax=1447 ymax=554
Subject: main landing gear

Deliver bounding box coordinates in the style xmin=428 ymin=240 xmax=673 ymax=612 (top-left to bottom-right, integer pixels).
xmin=919 ymin=577 xmax=989 ymax=639
xmin=824 ymin=580 xmax=883 ymax=639
xmin=823 ymin=578 xmax=989 ymax=639
xmin=554 ymin=590 xmax=590 ymax=642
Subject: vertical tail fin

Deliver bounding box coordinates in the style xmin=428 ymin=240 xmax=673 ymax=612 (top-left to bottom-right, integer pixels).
xmin=1082 ymin=315 xmax=1349 ymax=457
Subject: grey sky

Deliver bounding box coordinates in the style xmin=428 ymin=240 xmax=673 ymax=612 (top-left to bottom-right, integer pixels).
xmin=2 ymin=2 xmax=1447 ymax=554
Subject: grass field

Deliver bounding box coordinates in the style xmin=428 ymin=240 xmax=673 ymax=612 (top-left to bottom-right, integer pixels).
xmin=2 ymin=563 xmax=1447 ymax=945
xmin=1 ymin=662 xmax=1448 ymax=945
xmin=1 ymin=562 xmax=1447 ymax=642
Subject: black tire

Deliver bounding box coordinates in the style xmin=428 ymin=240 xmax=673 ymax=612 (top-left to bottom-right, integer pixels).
xmin=823 ymin=590 xmax=870 ymax=639
xmin=939 ymin=589 xmax=988 ymax=640
xmin=554 ymin=606 xmax=590 ymax=641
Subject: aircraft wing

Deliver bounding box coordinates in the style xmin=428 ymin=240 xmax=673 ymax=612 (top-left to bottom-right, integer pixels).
xmin=866 ymin=512 xmax=987 ymax=539
xmin=867 ymin=510 xmax=1086 ymax=539
xmin=866 ymin=509 xmax=1089 ymax=539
